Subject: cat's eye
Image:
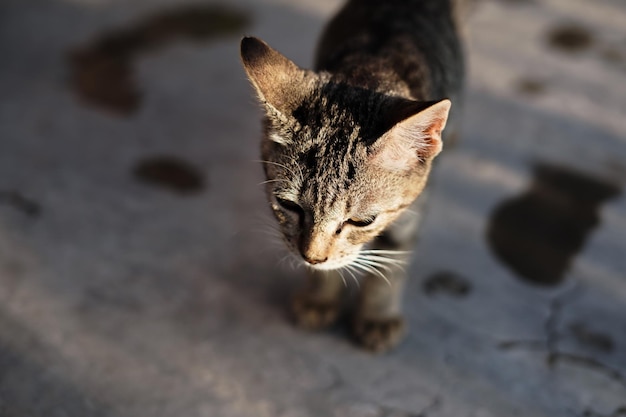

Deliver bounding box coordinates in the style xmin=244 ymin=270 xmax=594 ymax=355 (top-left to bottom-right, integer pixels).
xmin=276 ymin=197 xmax=303 ymax=215
xmin=347 ymin=216 xmax=377 ymax=227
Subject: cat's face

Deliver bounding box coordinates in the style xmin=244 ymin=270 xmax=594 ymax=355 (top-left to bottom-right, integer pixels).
xmin=261 ymin=138 xmax=431 ymax=269
xmin=241 ymin=37 xmax=450 ymax=270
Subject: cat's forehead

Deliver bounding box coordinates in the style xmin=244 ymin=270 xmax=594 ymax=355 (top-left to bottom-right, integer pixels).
xmin=291 ymin=81 xmax=380 ymax=137
xmin=293 ymin=145 xmax=375 ymax=211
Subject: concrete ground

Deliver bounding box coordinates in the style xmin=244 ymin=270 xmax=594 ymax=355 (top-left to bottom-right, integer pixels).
xmin=1 ymin=0 xmax=625 ymax=416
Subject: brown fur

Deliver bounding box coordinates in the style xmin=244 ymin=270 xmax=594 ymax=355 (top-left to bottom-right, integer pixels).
xmin=241 ymin=0 xmax=464 ymax=352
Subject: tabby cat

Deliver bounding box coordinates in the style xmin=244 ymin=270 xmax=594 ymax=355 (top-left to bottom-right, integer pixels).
xmin=240 ymin=0 xmax=464 ymax=352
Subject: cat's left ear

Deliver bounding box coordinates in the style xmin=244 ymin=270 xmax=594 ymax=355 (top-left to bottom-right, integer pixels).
xmin=240 ymin=36 xmax=314 ymax=116
xmin=371 ymin=99 xmax=451 ymax=171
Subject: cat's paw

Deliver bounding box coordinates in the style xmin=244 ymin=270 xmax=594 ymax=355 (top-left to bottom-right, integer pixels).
xmin=352 ymin=316 xmax=406 ymax=353
xmin=291 ymin=293 xmax=341 ymax=330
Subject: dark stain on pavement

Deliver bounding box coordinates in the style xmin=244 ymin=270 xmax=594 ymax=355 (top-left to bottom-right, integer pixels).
xmin=133 ymin=155 xmax=205 ymax=194
xmin=487 ymin=163 xmax=621 ymax=286
xmin=547 ymin=23 xmax=594 ymax=54
xmin=69 ymin=5 xmax=250 ymax=115
xmin=516 ymin=77 xmax=547 ymax=95
xmin=569 ymin=322 xmax=615 ymax=354
xmin=0 ymin=190 xmax=41 ymax=217
xmin=423 ymin=271 xmax=471 ymax=297
xmin=583 ymin=406 xmax=626 ymax=417
xmin=600 ymin=45 xmax=626 ymax=73
xmin=601 ymin=47 xmax=624 ymax=65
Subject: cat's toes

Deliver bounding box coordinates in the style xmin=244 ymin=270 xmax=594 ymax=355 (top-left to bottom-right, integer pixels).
xmin=352 ymin=316 xmax=406 ymax=353
xmin=291 ymin=293 xmax=341 ymax=330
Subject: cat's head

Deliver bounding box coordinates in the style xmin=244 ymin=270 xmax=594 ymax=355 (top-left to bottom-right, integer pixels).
xmin=240 ymin=37 xmax=450 ymax=270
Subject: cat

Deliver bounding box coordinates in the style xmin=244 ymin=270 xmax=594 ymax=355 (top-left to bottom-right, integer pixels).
xmin=240 ymin=0 xmax=464 ymax=352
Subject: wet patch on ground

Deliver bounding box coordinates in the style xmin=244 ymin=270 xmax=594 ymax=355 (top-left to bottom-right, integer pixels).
xmin=69 ymin=5 xmax=250 ymax=115
xmin=547 ymin=21 xmax=626 ymax=72
xmin=133 ymin=155 xmax=205 ymax=194
xmin=600 ymin=44 xmax=626 ymax=72
xmin=547 ymin=23 xmax=594 ymax=54
xmin=569 ymin=322 xmax=615 ymax=354
xmin=583 ymin=407 xmax=626 ymax=417
xmin=516 ymin=77 xmax=547 ymax=95
xmin=487 ymin=163 xmax=621 ymax=286
xmin=423 ymin=271 xmax=472 ymax=297
xmin=0 ymin=190 xmax=41 ymax=217
xmin=601 ymin=47 xmax=624 ymax=65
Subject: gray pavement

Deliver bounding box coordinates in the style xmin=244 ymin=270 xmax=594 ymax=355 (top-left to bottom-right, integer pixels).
xmin=1 ymin=0 xmax=625 ymax=416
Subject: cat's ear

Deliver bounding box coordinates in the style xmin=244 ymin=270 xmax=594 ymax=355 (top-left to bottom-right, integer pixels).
xmin=240 ymin=36 xmax=313 ymax=115
xmin=371 ymin=99 xmax=451 ymax=171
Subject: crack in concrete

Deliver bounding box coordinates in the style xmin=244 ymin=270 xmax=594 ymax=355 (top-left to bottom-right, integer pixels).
xmin=499 ymin=285 xmax=577 ymax=354
xmin=498 ymin=340 xmax=545 ymax=350
xmin=545 ymin=294 xmax=563 ymax=355
xmin=315 ymin=361 xmax=443 ymax=417
xmin=320 ymin=361 xmax=346 ymax=393
xmin=548 ymin=352 xmax=626 ymax=386
xmin=497 ymin=285 xmax=626 ymax=389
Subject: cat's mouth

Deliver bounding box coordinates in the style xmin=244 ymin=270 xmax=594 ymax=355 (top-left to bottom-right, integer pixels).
xmin=299 ymin=246 xmax=409 ymax=282
xmin=302 ymin=252 xmax=359 ymax=271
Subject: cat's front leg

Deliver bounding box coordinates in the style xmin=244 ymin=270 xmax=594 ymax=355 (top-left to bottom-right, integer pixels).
xmin=291 ymin=269 xmax=345 ymax=330
xmin=352 ymin=202 xmax=423 ymax=352
xmin=353 ymin=269 xmax=407 ymax=353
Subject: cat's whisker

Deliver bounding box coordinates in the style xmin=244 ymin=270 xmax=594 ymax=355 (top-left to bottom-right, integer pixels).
xmin=360 ymin=249 xmax=411 ymax=256
xmin=352 ymin=260 xmax=391 ymax=287
xmin=358 ymin=250 xmax=408 ymax=266
xmin=255 ymin=160 xmax=301 ymax=183
xmin=360 ymin=252 xmax=407 ymax=261
xmin=250 ymin=223 xmax=280 ymax=236
xmin=246 ymin=215 xmax=286 ymax=258
xmin=358 ymin=255 xmax=407 ymax=268
xmin=254 ymin=159 xmax=289 ymax=170
xmin=344 ymin=265 xmax=361 ymax=289
xmin=277 ymin=254 xmax=292 ymax=268
xmin=290 ymin=255 xmax=304 ymax=271
xmin=361 ymin=262 xmax=393 ymax=274
xmin=356 ymin=256 xmax=393 ymax=272
xmin=258 ymin=179 xmax=288 ymax=186
xmin=337 ymin=269 xmax=348 ymax=288
xmin=250 ymin=225 xmax=284 ymax=249
xmin=275 ymin=248 xmax=304 ymax=272
xmin=287 ymin=154 xmax=305 ymax=184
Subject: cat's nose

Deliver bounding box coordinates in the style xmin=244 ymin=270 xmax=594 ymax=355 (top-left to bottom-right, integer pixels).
xmin=299 ymin=229 xmax=330 ymax=265
xmin=303 ymin=254 xmax=328 ymax=265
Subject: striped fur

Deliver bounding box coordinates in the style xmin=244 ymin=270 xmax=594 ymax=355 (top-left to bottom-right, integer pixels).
xmin=241 ymin=0 xmax=464 ymax=351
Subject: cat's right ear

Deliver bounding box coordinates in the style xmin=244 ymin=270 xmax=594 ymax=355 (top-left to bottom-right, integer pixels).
xmin=240 ymin=37 xmax=313 ymax=116
xmin=371 ymin=99 xmax=451 ymax=172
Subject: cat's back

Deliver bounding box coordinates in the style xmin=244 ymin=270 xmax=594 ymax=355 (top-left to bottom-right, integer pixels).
xmin=315 ymin=0 xmax=463 ymax=102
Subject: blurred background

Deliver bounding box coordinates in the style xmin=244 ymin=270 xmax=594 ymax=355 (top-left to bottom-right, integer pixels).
xmin=0 ymin=0 xmax=625 ymax=416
